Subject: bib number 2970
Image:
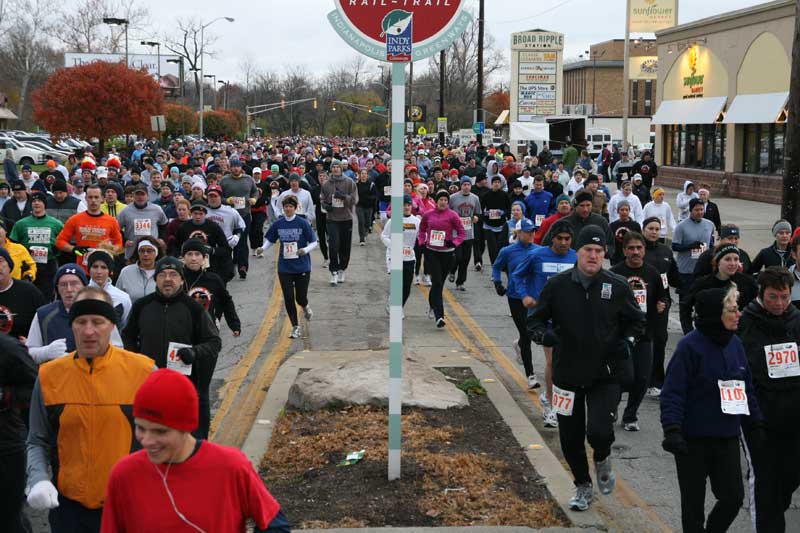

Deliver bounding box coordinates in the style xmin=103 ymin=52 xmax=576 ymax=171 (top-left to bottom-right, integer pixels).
xmin=551 ymin=386 xmax=575 ymax=416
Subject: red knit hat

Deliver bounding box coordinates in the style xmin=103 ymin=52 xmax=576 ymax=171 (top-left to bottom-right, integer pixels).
xmin=134 ymin=369 xmax=198 ymax=432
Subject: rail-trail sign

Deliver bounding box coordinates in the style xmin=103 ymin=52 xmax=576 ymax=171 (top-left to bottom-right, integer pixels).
xmin=328 ymin=0 xmax=472 ymax=482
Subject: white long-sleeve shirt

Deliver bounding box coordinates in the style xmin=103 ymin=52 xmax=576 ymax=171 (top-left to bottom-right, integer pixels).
xmin=642 ymin=200 xmax=677 ymax=239
xmin=381 ymin=214 xmax=420 ymax=266
xmin=608 ymin=191 xmax=644 ymax=224
xmin=277 ymin=188 xmax=315 ymax=223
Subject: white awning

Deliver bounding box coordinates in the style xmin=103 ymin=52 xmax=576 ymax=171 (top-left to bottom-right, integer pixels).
xmin=722 ymin=91 xmax=788 ymax=124
xmin=651 ymin=96 xmax=727 ymax=125
xmin=494 ymin=110 xmax=509 ymax=126
xmin=0 ymin=108 xmax=18 ymax=120
xmin=510 ymin=122 xmax=550 ymax=141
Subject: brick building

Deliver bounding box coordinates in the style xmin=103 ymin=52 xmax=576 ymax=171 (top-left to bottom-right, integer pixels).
xmin=563 ymin=39 xmax=658 ymax=118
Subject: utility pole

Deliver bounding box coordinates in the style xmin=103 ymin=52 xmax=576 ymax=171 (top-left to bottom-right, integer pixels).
xmin=439 ymin=50 xmax=446 ymax=146
xmin=781 ymin=1 xmax=800 ymax=224
xmin=408 ymin=61 xmax=414 ymax=141
xmin=622 ymin=0 xmax=631 ymax=149
xmin=476 ymin=0 xmax=485 ymax=146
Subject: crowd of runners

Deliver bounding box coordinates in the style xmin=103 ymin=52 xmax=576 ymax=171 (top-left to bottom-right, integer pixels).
xmin=0 ymin=133 xmax=798 ymax=532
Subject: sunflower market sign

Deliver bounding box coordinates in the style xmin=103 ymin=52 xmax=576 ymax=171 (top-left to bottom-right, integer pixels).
xmin=629 ymin=0 xmax=677 ymax=33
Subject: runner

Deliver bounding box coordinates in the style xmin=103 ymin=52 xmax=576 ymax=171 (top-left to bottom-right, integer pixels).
xmin=448 ymin=177 xmax=481 ymax=290
xmin=524 ymin=175 xmax=552 ymax=231
xmin=534 ymin=194 xmax=571 ymax=245
xmin=205 ymin=184 xmax=246 ymax=283
xmin=608 ymin=201 xmax=642 ymax=266
xmin=641 ymin=187 xmax=676 ymax=243
xmin=115 ymin=183 xmax=169 ymax=261
xmin=417 ymin=190 xmax=465 ymax=328
xmin=0 ymin=247 xmax=46 ymax=339
xmin=492 ymin=219 xmax=539 ymax=388
xmin=672 ymin=197 xmax=715 ymax=322
xmin=320 ymin=161 xmax=357 ymax=286
xmin=259 ymin=195 xmax=318 ymax=338
xmin=610 ymin=232 xmax=668 ymax=431
xmin=220 ymin=159 xmax=258 ymax=279
xmin=182 ymin=239 xmax=241 ymax=337
xmin=660 ymin=286 xmax=762 ymax=533
xmin=481 ymin=176 xmax=511 ymax=265
xmin=86 ymin=250 xmax=132 ymax=327
xmin=380 ymin=194 xmax=419 ymax=314
xmin=694 ymin=224 xmax=752 ymax=276
xmin=528 ymin=225 xmax=645 ymax=510
xmin=750 ymin=220 xmax=794 ymax=273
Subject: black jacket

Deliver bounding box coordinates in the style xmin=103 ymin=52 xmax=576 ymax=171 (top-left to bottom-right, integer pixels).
xmin=481 ymin=190 xmax=511 ymax=228
xmin=176 ymin=219 xmax=229 ymax=259
xmin=750 ymin=242 xmax=795 ymax=274
xmin=122 ymin=290 xmax=221 ymax=378
xmin=527 ymin=267 xmax=646 ymax=387
xmin=0 ymin=333 xmax=37 ymax=455
xmin=608 ymin=220 xmax=642 ymax=266
xmin=693 ymin=247 xmax=752 ymax=277
xmin=680 ymin=272 xmax=758 ymax=334
xmin=184 ymin=268 xmax=241 ymax=333
xmin=644 ymin=239 xmax=681 ymax=304
xmin=1 ymin=199 xmax=31 ymax=230
xmin=702 ymin=200 xmax=722 ymax=234
xmin=544 ymin=211 xmax=615 ymax=257
xmin=738 ymin=300 xmax=800 ymax=433
xmin=610 ymin=261 xmax=668 ymax=341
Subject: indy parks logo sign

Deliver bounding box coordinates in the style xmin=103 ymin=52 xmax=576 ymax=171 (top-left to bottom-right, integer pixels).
xmin=328 ymin=0 xmax=472 ymax=62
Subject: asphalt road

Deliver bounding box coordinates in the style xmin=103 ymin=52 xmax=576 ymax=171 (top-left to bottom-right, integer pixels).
xmin=24 ymin=188 xmax=798 ymax=531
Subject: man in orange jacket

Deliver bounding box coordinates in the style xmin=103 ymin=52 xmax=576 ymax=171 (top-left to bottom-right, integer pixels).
xmin=56 ymin=184 xmax=123 ymax=272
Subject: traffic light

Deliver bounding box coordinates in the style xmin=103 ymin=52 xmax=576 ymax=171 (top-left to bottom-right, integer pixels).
xmin=368 ymin=106 xmax=373 ymax=113
xmin=280 ymin=100 xmax=285 ymax=109
xmin=332 ymin=102 xmax=337 ymax=111
xmin=313 ymin=98 xmax=318 ymax=109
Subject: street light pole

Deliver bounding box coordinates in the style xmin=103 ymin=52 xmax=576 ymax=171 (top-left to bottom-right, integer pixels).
xmin=103 ymin=18 xmax=129 ymax=66
xmin=198 ymin=16 xmax=234 ymax=139
xmin=204 ymin=74 xmax=217 ymax=109
xmin=622 ymin=0 xmax=631 ymax=149
xmin=142 ymin=41 xmax=161 ymax=85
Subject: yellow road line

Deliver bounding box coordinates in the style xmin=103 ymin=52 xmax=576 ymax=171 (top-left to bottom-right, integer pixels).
xmin=210 ymin=259 xmax=281 ymax=438
xmin=440 ymin=287 xmax=672 ymax=533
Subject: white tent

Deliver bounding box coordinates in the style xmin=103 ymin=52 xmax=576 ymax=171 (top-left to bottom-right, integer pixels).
xmin=510 ymin=122 xmax=550 ymax=141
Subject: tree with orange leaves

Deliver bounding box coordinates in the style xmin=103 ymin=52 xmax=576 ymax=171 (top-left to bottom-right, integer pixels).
xmin=32 ymin=61 xmax=163 ymax=154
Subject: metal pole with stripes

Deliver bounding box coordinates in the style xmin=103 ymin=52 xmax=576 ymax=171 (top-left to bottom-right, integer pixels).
xmin=388 ymin=60 xmax=406 ymax=481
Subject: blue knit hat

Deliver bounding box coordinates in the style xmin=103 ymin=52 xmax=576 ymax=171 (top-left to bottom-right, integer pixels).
xmin=54 ymin=263 xmax=88 ymax=296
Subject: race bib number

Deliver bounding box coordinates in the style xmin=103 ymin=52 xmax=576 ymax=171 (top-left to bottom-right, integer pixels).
xmin=384 ymin=186 xmax=392 ymax=197
xmin=30 ymin=246 xmax=48 ymax=264
xmin=332 ymin=197 xmax=344 ymax=208
xmin=167 ymin=342 xmax=193 ymax=375
xmin=552 ymin=386 xmax=575 ymax=416
xmin=633 ymin=289 xmax=647 ymax=313
xmin=660 ymin=273 xmax=669 ymax=289
xmin=690 ymin=243 xmax=706 ymax=259
xmin=764 ymin=342 xmax=800 ymax=379
xmin=403 ymin=246 xmax=414 ymax=259
xmin=535 ymin=214 xmax=545 ymax=227
xmin=283 ymin=242 xmax=298 ymax=259
xmin=134 ymin=218 xmax=152 ymax=236
xmin=233 ymin=197 xmax=246 ymax=210
xmin=430 ymin=230 xmax=446 ymax=247
xmin=718 ymin=380 xmax=749 ymax=415
xmin=489 ymin=209 xmax=502 ymax=220
xmin=461 ymin=217 xmax=472 ymax=231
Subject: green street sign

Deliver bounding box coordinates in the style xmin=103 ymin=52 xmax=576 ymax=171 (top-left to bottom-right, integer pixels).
xmin=373 ymin=105 xmax=386 ymax=112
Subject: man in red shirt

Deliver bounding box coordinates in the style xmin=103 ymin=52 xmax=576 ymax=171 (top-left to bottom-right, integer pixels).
xmin=102 ymin=369 xmax=290 ymax=532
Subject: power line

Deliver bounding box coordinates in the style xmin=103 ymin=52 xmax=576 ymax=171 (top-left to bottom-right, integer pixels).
xmin=496 ymin=0 xmax=578 ymax=25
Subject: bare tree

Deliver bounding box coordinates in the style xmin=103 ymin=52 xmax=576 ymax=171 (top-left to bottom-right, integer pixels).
xmin=163 ymin=17 xmax=219 ymax=102
xmin=56 ymin=0 xmax=149 ymax=53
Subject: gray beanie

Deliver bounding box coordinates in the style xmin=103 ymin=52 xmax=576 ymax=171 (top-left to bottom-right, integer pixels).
xmin=772 ymin=220 xmax=792 ymax=237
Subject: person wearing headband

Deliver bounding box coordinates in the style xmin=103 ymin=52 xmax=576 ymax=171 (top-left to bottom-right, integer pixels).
xmin=25 ymin=287 xmax=155 ymax=525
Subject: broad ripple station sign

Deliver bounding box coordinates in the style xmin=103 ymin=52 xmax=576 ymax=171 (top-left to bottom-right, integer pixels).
xmin=328 ymin=0 xmax=472 ymax=62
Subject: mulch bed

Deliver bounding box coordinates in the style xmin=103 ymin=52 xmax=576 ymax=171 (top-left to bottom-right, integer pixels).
xmin=259 ymin=367 xmax=568 ymax=529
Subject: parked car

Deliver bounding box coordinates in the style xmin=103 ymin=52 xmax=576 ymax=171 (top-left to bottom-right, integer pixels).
xmin=0 ymin=136 xmax=63 ymax=165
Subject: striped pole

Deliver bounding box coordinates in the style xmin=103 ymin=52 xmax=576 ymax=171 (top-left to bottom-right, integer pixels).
xmin=388 ymin=61 xmax=406 ymax=481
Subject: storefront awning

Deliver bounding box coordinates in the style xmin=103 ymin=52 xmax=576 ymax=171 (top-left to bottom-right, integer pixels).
xmin=0 ymin=108 xmax=18 ymax=120
xmin=494 ymin=110 xmax=510 ymax=126
xmin=510 ymin=122 xmax=550 ymax=141
xmin=722 ymin=91 xmax=788 ymax=124
xmin=651 ymin=96 xmax=727 ymax=125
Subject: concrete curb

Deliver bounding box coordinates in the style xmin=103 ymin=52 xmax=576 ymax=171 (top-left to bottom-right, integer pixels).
xmin=298 ymin=528 xmax=597 ymax=533
xmin=241 ymin=349 xmax=605 ymax=531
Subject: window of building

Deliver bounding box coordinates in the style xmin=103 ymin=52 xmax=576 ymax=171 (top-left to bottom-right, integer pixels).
xmin=631 ymin=81 xmax=639 ymax=116
xmin=644 ymin=81 xmax=652 ymax=115
xmin=742 ymin=123 xmax=785 ymax=175
xmin=663 ymin=124 xmax=725 ymax=170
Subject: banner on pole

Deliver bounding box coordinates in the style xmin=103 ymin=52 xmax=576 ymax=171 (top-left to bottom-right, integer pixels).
xmin=629 ymin=0 xmax=677 ymax=33
xmin=629 ymin=56 xmax=659 ymax=80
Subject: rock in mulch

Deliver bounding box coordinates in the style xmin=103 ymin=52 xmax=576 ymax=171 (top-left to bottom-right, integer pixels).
xmin=287 ymin=355 xmax=468 ymax=411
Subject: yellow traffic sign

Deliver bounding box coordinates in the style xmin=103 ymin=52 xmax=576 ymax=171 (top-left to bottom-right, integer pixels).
xmin=418 ymin=126 xmax=427 ymax=135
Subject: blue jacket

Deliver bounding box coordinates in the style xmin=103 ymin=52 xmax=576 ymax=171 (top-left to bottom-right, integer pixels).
xmin=37 ymin=301 xmax=75 ymax=351
xmin=661 ymin=330 xmax=762 ymax=438
xmin=492 ymin=240 xmax=538 ymax=299
xmin=524 ymin=190 xmax=553 ymax=228
xmin=512 ymin=246 xmax=576 ymax=303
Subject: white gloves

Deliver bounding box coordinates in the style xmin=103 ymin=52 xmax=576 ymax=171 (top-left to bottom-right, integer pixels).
xmin=227 ymin=234 xmax=240 ymax=248
xmin=44 ymin=339 xmax=68 ymax=361
xmin=27 ymin=480 xmax=59 ymax=510
xmin=255 ymin=247 xmax=264 ymax=256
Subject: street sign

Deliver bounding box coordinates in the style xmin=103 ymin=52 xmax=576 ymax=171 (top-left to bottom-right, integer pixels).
xmin=373 ymin=105 xmax=387 ymax=112
xmin=150 ymin=115 xmax=166 ymax=132
xmin=437 ymin=117 xmax=448 ymax=133
xmin=472 ymin=122 xmax=485 ymax=134
xmin=328 ymin=0 xmax=472 ymax=62
xmin=405 ymin=105 xmax=426 ymax=122
xmin=406 ymin=122 xmax=414 ymax=133
xmin=418 ymin=126 xmax=427 ymax=135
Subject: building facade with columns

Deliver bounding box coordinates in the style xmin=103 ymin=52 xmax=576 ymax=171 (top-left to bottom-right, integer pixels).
xmin=652 ymin=0 xmax=792 ymax=204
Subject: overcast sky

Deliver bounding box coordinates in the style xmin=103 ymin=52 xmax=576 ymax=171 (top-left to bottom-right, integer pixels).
xmin=117 ymin=0 xmax=770 ymax=85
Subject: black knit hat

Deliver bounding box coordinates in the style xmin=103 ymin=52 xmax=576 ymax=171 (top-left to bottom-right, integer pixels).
xmin=573 ymin=189 xmax=593 ymax=205
xmin=154 ymin=256 xmax=185 ymax=280
xmin=575 ymin=225 xmax=606 ymax=250
xmin=181 ymin=239 xmax=208 ymax=256
xmin=86 ymin=249 xmax=115 ymax=271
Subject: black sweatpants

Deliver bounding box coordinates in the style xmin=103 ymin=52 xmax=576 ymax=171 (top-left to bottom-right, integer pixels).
xmin=192 ymin=352 xmax=218 ymax=440
xmin=620 ymin=341 xmax=653 ymax=424
xmin=0 ymin=449 xmax=30 ymax=533
xmin=315 ymin=209 xmax=329 ymax=260
xmin=327 ymin=220 xmax=353 ymax=273
xmin=748 ymin=428 xmax=800 ymax=532
xmin=451 ymin=239 xmax=473 ymax=286
xmin=650 ymin=310 xmax=669 ymax=389
xmin=675 ymin=437 xmax=743 ymax=533
xmin=424 ymin=248 xmax=455 ymax=320
xmin=249 ymin=211 xmax=267 ymax=249
xmin=234 ymin=213 xmax=251 ymax=274
xmin=49 ymin=494 xmax=103 ymax=533
xmin=34 ymin=259 xmax=58 ymax=302
xmin=402 ymin=260 xmax=415 ymax=306
xmin=356 ymin=206 xmax=373 ymax=242
xmin=508 ymin=296 xmax=533 ymax=377
xmin=278 ymin=272 xmax=310 ymax=326
xmin=473 ymin=223 xmax=485 ymax=266
xmin=484 ymin=226 xmax=509 ymax=265
xmin=556 ymin=380 xmax=620 ymax=485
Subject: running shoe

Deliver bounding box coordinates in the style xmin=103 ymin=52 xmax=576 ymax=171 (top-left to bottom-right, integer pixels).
xmin=303 ymin=306 xmax=313 ymax=321
xmin=527 ymin=374 xmax=541 ymax=390
xmin=338 ymin=271 xmax=346 ymax=283
xmin=475 ymin=263 xmax=482 ymax=272
xmin=647 ymin=387 xmax=661 ymax=398
xmin=543 ymin=410 xmax=559 ymax=428
xmin=423 ymin=275 xmax=432 ymax=286
xmin=569 ymin=482 xmax=593 ymax=511
xmin=623 ymin=421 xmax=640 ymax=432
xmin=256 ymin=249 xmax=264 ymax=258
xmin=539 ymin=391 xmax=551 ymax=411
xmin=415 ymin=275 xmax=421 ymax=285
xmin=330 ymin=272 xmax=338 ymax=286
xmin=322 ymin=259 xmax=329 ymax=268
xmin=436 ymin=317 xmax=446 ymax=328
xmin=427 ymin=308 xmax=434 ymax=319
xmin=359 ymin=240 xmax=365 ymax=246
xmin=251 ymin=250 xmax=258 ymax=257
xmin=595 ymin=458 xmax=616 ymax=495
xmin=239 ymin=270 xmax=247 ymax=280
xmin=289 ymin=325 xmax=301 ymax=339
xmin=448 ymin=273 xmax=455 ymax=283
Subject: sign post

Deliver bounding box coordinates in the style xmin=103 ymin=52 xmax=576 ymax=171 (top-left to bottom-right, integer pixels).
xmin=329 ymin=0 xmax=471 ymax=481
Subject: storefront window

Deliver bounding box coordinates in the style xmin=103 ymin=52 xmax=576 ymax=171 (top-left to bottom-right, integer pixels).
xmin=742 ymin=124 xmax=784 ymax=175
xmin=663 ymin=124 xmax=725 ymax=170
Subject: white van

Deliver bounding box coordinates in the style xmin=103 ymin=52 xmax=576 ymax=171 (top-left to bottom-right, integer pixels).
xmin=0 ymin=136 xmax=55 ymax=166
xmin=586 ymin=128 xmax=612 ymax=155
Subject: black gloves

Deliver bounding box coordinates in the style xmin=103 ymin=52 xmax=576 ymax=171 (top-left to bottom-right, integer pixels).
xmin=689 ymin=241 xmax=703 ymax=249
xmin=73 ymin=246 xmax=90 ymax=255
xmin=176 ymin=347 xmax=195 ymax=365
xmin=494 ymin=281 xmax=507 ymax=297
xmin=662 ymin=427 xmax=688 ymax=455
xmin=333 ymin=190 xmax=346 ymax=199
xmin=529 ymin=327 xmax=545 ymax=345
